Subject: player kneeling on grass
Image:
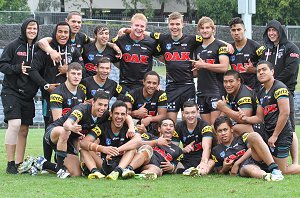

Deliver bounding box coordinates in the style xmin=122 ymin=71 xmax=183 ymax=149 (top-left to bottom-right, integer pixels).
xmin=120 ymin=118 xmax=182 ymax=180
xmin=212 ymin=116 xmax=283 ymax=181
xmin=80 ymin=100 xmax=142 ymax=180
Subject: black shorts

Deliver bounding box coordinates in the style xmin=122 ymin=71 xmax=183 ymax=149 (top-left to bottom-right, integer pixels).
xmin=1 ymin=93 xmax=35 ymax=125
xmin=44 ymin=124 xmax=79 ymax=156
xmin=289 ymin=93 xmax=295 ymax=132
xmin=197 ymin=95 xmax=220 ymax=114
xmin=101 ymin=156 xmax=122 ymax=175
xmin=180 ymin=153 xmax=202 ymax=169
xmin=269 ymin=144 xmax=291 ymax=159
xmin=240 ymin=156 xmax=269 ymax=172
xmin=148 ymin=154 xmax=162 ymax=168
xmin=166 ymin=84 xmax=195 ymax=112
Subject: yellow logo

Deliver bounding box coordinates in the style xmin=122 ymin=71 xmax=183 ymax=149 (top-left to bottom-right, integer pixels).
xmin=141 ymin=133 xmax=150 ymax=140
xmin=153 ymin=32 xmax=160 ymax=40
xmin=91 ymin=126 xmax=102 ymax=136
xmin=177 ymin=154 xmax=183 ymax=161
xmin=50 ymin=94 xmax=63 ymax=103
xmin=212 ymin=154 xmax=218 ymax=163
xmin=79 ymin=84 xmax=86 ymax=94
xmin=111 ymin=36 xmax=118 ymax=43
xmin=125 ymin=93 xmax=135 ymax=104
xmin=156 ymin=44 xmax=161 ymax=52
xmin=196 ymin=35 xmax=203 ymax=42
xmin=158 ymin=93 xmax=167 ymax=102
xmin=173 ymin=131 xmax=179 ymax=138
xmin=242 ymin=133 xmax=249 ymax=143
xmin=71 ymin=110 xmax=83 ymax=120
xmin=274 ymin=88 xmax=289 ymax=99
xmin=116 ymin=84 xmax=123 ymax=94
xmin=202 ymin=125 xmax=213 ymax=134
xmin=237 ymin=97 xmax=252 ymax=105
xmin=218 ymin=46 xmax=228 ymax=54
xmin=256 ymin=46 xmax=265 ymax=56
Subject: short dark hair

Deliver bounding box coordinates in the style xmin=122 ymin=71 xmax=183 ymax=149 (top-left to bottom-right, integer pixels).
xmin=111 ymin=100 xmax=127 ymax=113
xmin=224 ymin=70 xmax=242 ymax=81
xmin=93 ymin=90 xmax=110 ymax=102
xmin=94 ymin=24 xmax=109 ymax=35
xmin=229 ymin=17 xmax=244 ymax=28
xmin=158 ymin=117 xmax=175 ymax=127
xmin=143 ymin=70 xmax=160 ymax=84
xmin=257 ymin=60 xmax=274 ymax=70
xmin=213 ymin=116 xmax=232 ymax=130
xmin=97 ymin=57 xmax=111 ymax=67
xmin=117 ymin=94 xmax=132 ymax=103
xmin=183 ymin=100 xmax=198 ymax=110
xmin=68 ymin=62 xmax=82 ymax=71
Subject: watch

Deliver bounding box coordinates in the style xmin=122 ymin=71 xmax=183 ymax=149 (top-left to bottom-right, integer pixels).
xmin=44 ymin=83 xmax=50 ymax=90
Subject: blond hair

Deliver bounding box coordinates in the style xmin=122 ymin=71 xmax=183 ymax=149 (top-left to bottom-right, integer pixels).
xmin=131 ymin=13 xmax=148 ymax=24
xmin=197 ymin=16 xmax=215 ymax=30
xmin=168 ymin=12 xmax=183 ymax=23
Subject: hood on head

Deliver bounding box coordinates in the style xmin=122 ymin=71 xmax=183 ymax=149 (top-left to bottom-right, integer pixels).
xmin=263 ymin=20 xmax=287 ymax=48
xmin=51 ymin=21 xmax=71 ymax=47
xmin=20 ymin=18 xmax=39 ymax=44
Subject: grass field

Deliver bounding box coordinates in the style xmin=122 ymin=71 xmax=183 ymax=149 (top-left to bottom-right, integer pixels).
xmin=1 ymin=128 xmax=300 ymax=198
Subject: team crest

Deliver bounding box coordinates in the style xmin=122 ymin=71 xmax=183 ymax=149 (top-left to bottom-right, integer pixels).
xmin=67 ymin=99 xmax=72 ymax=106
xmin=125 ymin=45 xmax=131 ymax=51
xmin=166 ymin=43 xmax=172 ymax=50
xmin=220 ymin=151 xmax=225 ymax=158
xmin=88 ymin=54 xmax=94 ymax=61
xmin=230 ymin=55 xmax=235 ymax=62
xmin=106 ymin=138 xmax=111 ymax=145
xmin=67 ymin=56 xmax=72 ymax=64
xmin=183 ymin=136 xmax=187 ymax=142
xmin=91 ymin=90 xmax=97 ymax=96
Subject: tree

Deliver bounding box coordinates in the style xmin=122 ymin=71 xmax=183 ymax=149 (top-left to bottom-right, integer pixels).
xmin=0 ymin=0 xmax=30 ymax=23
xmin=37 ymin=0 xmax=60 ymax=11
xmin=122 ymin=0 xmax=154 ymax=18
xmin=82 ymin=0 xmax=93 ymax=18
xmin=195 ymin=0 xmax=238 ymax=25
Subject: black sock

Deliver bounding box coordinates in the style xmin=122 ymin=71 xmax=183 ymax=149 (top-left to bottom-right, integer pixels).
xmin=43 ymin=137 xmax=53 ymax=162
xmin=176 ymin=168 xmax=185 ymax=174
xmin=114 ymin=166 xmax=123 ymax=175
xmin=56 ymin=150 xmax=67 ymax=171
xmin=91 ymin=168 xmax=99 ymax=173
xmin=268 ymin=162 xmax=279 ymax=172
xmin=126 ymin=165 xmax=133 ymax=170
xmin=43 ymin=161 xmax=57 ymax=172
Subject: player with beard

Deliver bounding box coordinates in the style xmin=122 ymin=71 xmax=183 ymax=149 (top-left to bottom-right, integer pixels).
xmin=0 ymin=18 xmax=39 ymax=174
xmin=173 ymin=100 xmax=214 ymax=176
xmin=80 ymin=57 xmax=125 ymax=101
xmin=80 ymin=100 xmax=142 ymax=180
xmin=112 ymin=13 xmax=160 ymax=92
xmin=191 ymin=16 xmax=229 ymax=125
xmin=81 ymin=24 xmax=119 ymax=78
xmin=239 ymin=61 xmax=300 ymax=175
xmin=126 ymin=71 xmax=167 ymax=136
xmin=228 ymin=17 xmax=265 ymax=91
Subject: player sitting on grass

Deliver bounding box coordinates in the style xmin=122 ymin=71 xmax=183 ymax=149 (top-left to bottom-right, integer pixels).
xmin=80 ymin=100 xmax=141 ymax=180
xmin=211 ymin=116 xmax=283 ymax=181
xmin=121 ymin=117 xmax=182 ymax=180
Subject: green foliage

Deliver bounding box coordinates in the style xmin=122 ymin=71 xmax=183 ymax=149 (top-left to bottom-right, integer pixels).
xmin=121 ymin=0 xmax=154 ymax=18
xmin=0 ymin=0 xmax=30 ymax=24
xmin=195 ymin=0 xmax=238 ymax=25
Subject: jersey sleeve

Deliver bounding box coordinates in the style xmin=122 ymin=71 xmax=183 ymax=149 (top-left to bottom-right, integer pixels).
xmin=172 ymin=124 xmax=181 ymax=143
xmin=237 ymin=96 xmax=253 ymax=109
xmin=211 ymin=146 xmax=223 ymax=168
xmin=86 ymin=125 xmax=102 ymax=140
xmin=241 ymin=132 xmax=249 ymax=146
xmin=218 ymin=45 xmax=228 ymax=56
xmin=201 ymin=125 xmax=213 ymax=138
xmin=113 ymin=83 xmax=126 ymax=97
xmin=157 ymin=91 xmax=168 ymax=108
xmin=274 ymin=87 xmax=289 ymax=100
xmin=68 ymin=105 xmax=84 ymax=122
xmin=125 ymin=91 xmax=135 ymax=104
xmin=50 ymin=90 xmax=63 ymax=110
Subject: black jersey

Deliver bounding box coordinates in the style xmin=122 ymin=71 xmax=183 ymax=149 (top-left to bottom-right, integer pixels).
xmin=52 ymin=103 xmax=109 ymax=136
xmin=126 ymin=87 xmax=167 ymax=118
xmin=50 ymin=83 xmax=86 ymax=116
xmin=152 ymin=143 xmax=182 ymax=165
xmin=80 ymin=76 xmax=124 ymax=100
xmin=81 ymin=42 xmax=118 ymax=77
xmin=225 ymin=84 xmax=257 ymax=114
xmin=112 ymin=34 xmax=159 ymax=87
xmin=195 ymin=39 xmax=228 ymax=97
xmin=211 ymin=133 xmax=249 ymax=168
xmin=230 ymin=39 xmax=265 ymax=90
xmin=150 ymin=33 xmax=202 ymax=85
xmin=257 ymin=80 xmax=292 ymax=136
xmin=173 ymin=118 xmax=213 ymax=157
xmin=70 ymin=32 xmax=90 ymax=53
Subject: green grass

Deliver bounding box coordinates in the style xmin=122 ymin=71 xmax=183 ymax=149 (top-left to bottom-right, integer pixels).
xmin=1 ymin=128 xmax=300 ymax=198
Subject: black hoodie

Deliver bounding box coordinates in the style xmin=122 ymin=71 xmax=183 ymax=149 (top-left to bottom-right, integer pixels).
xmin=0 ymin=18 xmax=39 ymax=100
xmin=261 ymin=20 xmax=300 ymax=93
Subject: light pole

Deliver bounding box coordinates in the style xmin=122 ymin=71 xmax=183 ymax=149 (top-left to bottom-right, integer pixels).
xmin=238 ymin=0 xmax=256 ymax=39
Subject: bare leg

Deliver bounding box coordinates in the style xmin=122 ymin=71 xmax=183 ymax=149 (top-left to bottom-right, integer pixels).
xmin=15 ymin=124 xmax=29 ymax=164
xmin=167 ymin=112 xmax=178 ymax=124
xmin=240 ymin=164 xmax=267 ymax=179
xmin=291 ymin=132 xmax=299 ymax=164
xmin=200 ymin=113 xmax=211 ymax=125
xmin=5 ymin=119 xmax=21 ymax=162
xmin=232 ymin=124 xmax=254 ymax=137
xmin=118 ymin=149 xmax=136 ymax=169
xmin=64 ymin=154 xmax=81 ymax=176
xmin=274 ymin=156 xmax=300 ymax=174
xmin=210 ymin=111 xmax=221 ymax=126
xmin=141 ymin=164 xmax=163 ymax=177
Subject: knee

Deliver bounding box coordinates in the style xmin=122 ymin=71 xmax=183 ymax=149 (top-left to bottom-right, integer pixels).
xmin=59 ymin=130 xmax=71 ymax=142
xmin=247 ymin=132 xmax=261 ymax=144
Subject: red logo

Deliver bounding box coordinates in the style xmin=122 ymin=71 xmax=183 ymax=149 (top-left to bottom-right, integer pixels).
xmin=85 ymin=63 xmax=96 ymax=72
xmin=290 ymin=53 xmax=299 ymax=58
xmin=17 ymin=51 xmax=27 ymax=56
xmin=164 ymin=52 xmax=190 ymax=61
xmin=122 ymin=53 xmax=149 ymax=64
xmin=263 ymin=104 xmax=278 ymax=115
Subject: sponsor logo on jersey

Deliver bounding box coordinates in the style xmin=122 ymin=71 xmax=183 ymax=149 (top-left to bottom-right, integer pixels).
xmin=237 ymin=97 xmax=252 ymax=105
xmin=195 ymin=35 xmax=203 ymax=42
xmin=153 ymin=32 xmax=160 ymax=40
xmin=50 ymin=94 xmax=63 ymax=103
xmin=91 ymin=126 xmax=102 ymax=136
xmin=158 ymin=93 xmax=167 ymax=102
xmin=88 ymin=54 xmax=94 ymax=61
xmin=256 ymin=46 xmax=265 ymax=56
xmin=172 ymin=131 xmax=179 ymax=138
xmin=17 ymin=51 xmax=27 ymax=56
xmin=116 ymin=84 xmax=122 ymax=93
xmin=212 ymin=154 xmax=218 ymax=163
xmin=164 ymin=52 xmax=190 ymax=61
xmin=122 ymin=53 xmax=149 ymax=64
xmin=202 ymin=125 xmax=213 ymax=134
xmin=106 ymin=138 xmax=111 ymax=145
xmin=242 ymin=133 xmax=249 ymax=143
xmin=290 ymin=53 xmax=300 ymax=58
xmin=71 ymin=109 xmax=83 ymax=120
xmin=263 ymin=104 xmax=278 ymax=115
xmin=79 ymin=84 xmax=86 ymax=94
xmin=141 ymin=133 xmax=150 ymax=140
xmin=125 ymin=93 xmax=135 ymax=104
xmin=125 ymin=45 xmax=131 ymax=51
xmin=274 ymin=88 xmax=289 ymax=99
xmin=218 ymin=46 xmax=227 ymax=54
xmin=166 ymin=43 xmax=172 ymax=50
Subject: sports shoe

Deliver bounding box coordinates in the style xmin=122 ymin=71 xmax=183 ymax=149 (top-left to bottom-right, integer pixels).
xmin=34 ymin=156 xmax=47 ymax=171
xmin=262 ymin=173 xmax=272 ymax=181
xmin=6 ymin=161 xmax=18 ymax=174
xmin=144 ymin=172 xmax=157 ymax=180
xmin=271 ymin=169 xmax=284 ymax=181
xmin=88 ymin=171 xmax=105 ymax=179
xmin=121 ymin=168 xmax=135 ymax=179
xmin=183 ymin=167 xmax=199 ymax=176
xmin=18 ymin=156 xmax=35 ymax=174
xmin=57 ymin=168 xmax=70 ymax=179
xmin=106 ymin=171 xmax=119 ymax=180
xmin=29 ymin=166 xmax=39 ymax=176
xmin=80 ymin=162 xmax=90 ymax=176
